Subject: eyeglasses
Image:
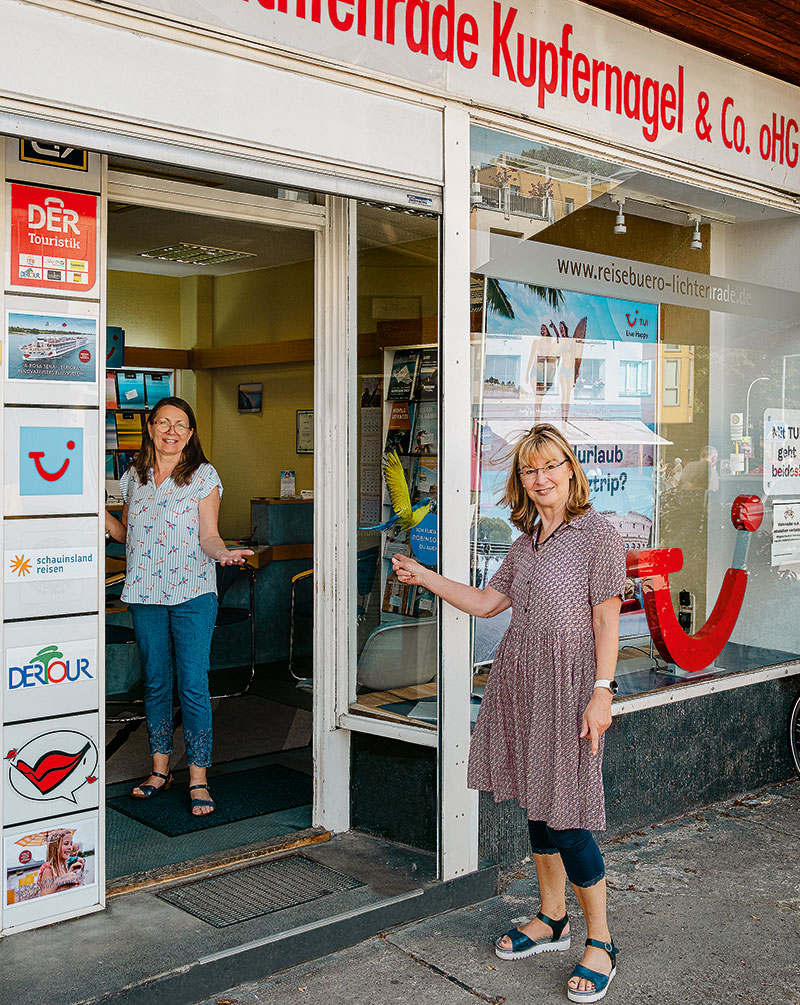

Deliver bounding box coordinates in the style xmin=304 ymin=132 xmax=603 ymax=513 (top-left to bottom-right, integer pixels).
xmin=518 ymin=459 xmax=568 ymax=481
xmin=151 ymin=418 xmax=190 ymax=434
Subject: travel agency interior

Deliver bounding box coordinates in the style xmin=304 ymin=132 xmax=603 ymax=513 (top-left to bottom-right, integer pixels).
xmin=1 ymin=0 xmax=799 ymax=956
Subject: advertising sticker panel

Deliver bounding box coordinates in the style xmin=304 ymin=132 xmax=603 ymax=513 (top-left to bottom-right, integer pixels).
xmin=3 ymin=517 xmax=99 ymax=620
xmin=3 ymin=407 xmax=100 ymax=517
xmin=3 ymin=712 xmax=100 ymax=828
xmin=7 ymin=184 xmax=98 ymax=296
xmin=3 ymin=616 xmax=99 ymax=722
xmin=3 ymin=811 xmax=99 ymax=931
xmin=5 ymin=300 xmax=100 ymax=406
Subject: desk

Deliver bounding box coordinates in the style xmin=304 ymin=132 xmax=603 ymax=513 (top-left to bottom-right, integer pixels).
xmin=349 ymin=674 xmax=489 ymax=731
xmin=225 ymin=543 xmax=313 ymax=570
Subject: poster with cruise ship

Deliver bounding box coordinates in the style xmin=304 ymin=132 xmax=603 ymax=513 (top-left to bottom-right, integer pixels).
xmin=6 ymin=310 xmax=98 ymax=384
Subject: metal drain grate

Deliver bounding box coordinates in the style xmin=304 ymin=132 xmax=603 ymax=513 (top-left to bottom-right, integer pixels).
xmin=155 ymin=855 xmax=364 ymax=927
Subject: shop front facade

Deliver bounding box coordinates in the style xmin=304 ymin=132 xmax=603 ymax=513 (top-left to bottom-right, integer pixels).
xmin=0 ymin=0 xmax=798 ymax=949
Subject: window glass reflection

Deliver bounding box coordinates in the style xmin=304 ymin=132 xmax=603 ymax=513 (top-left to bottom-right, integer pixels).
xmin=470 ymin=125 xmax=800 ymax=696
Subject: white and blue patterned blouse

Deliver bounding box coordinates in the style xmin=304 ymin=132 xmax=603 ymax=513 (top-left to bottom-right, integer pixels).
xmin=119 ymin=462 xmax=223 ymax=605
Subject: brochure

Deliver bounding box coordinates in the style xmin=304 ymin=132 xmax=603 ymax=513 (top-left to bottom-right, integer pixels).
xmin=386 ymin=349 xmax=421 ymax=401
xmin=116 ymin=371 xmax=146 ymax=408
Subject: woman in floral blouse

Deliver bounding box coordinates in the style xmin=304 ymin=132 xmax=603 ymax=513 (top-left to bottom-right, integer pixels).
xmin=106 ymin=397 xmax=252 ymax=816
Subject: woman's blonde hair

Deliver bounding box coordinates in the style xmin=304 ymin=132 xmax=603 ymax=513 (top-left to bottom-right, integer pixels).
xmin=500 ymin=423 xmax=590 ymax=536
xmin=44 ymin=829 xmax=71 ymax=874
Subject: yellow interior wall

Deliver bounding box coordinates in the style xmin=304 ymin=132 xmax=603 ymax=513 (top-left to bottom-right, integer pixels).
xmin=108 ymin=261 xmax=315 ymax=540
xmin=210 ymin=262 xmax=314 ymax=537
xmin=213 ymin=261 xmax=314 ymax=344
xmin=356 ymin=240 xmax=439 ymax=335
xmin=107 ymin=270 xmax=183 ymax=347
xmin=210 ymin=363 xmax=314 ymax=537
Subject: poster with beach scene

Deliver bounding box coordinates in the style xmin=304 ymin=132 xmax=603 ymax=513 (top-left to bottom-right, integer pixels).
xmin=6 ymin=310 xmax=97 ymax=384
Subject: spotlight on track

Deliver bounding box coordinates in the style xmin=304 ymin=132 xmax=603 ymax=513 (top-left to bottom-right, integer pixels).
xmin=612 ymin=196 xmax=626 ymax=235
xmin=689 ymin=214 xmax=703 ymax=250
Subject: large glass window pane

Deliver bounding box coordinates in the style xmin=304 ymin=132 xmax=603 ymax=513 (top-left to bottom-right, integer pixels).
xmin=469 ymin=125 xmax=800 ymax=697
xmin=350 ymin=204 xmax=440 ymax=728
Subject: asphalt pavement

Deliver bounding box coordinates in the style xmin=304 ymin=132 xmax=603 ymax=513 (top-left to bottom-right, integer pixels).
xmin=194 ymin=778 xmax=800 ymax=1005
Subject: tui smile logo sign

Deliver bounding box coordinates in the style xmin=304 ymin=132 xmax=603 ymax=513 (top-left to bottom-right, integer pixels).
xmin=19 ymin=427 xmax=83 ymax=495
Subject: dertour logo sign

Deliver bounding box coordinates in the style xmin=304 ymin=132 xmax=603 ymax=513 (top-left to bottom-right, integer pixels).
xmin=6 ymin=640 xmax=95 ymax=693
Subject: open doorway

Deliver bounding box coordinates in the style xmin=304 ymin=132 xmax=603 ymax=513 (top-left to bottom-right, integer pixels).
xmin=103 ymin=172 xmax=320 ymax=883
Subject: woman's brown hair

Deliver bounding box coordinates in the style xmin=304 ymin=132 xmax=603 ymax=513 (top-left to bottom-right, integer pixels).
xmin=133 ymin=396 xmax=209 ymax=486
xmin=499 ymin=423 xmax=590 ymax=536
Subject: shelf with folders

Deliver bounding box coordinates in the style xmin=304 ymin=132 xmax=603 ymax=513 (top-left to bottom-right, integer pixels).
xmin=105 ymin=367 xmax=175 ymax=501
xmin=363 ymin=345 xmax=440 ymax=625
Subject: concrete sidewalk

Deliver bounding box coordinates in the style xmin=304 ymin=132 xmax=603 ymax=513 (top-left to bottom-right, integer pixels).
xmin=195 ymin=779 xmax=800 ymax=1005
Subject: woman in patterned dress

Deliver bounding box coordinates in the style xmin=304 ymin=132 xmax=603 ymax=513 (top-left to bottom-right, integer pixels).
xmin=392 ymin=424 xmax=625 ymax=1003
xmin=106 ymin=397 xmax=252 ymax=816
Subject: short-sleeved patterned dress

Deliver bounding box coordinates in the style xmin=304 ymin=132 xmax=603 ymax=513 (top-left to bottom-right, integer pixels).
xmin=466 ymin=506 xmax=626 ymax=831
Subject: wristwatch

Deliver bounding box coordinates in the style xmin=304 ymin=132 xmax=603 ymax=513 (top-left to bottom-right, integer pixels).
xmin=593 ymin=679 xmax=619 ymax=695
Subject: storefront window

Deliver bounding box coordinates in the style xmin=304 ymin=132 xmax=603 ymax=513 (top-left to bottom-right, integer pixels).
xmin=349 ymin=204 xmax=440 ymax=727
xmin=469 ymin=125 xmax=800 ymax=696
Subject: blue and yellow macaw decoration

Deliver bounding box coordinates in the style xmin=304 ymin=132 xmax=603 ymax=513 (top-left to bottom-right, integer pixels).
xmin=361 ymin=451 xmax=432 ymax=532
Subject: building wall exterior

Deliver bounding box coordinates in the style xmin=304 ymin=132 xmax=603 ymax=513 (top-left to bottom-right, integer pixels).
xmin=0 ymin=0 xmax=799 ymax=936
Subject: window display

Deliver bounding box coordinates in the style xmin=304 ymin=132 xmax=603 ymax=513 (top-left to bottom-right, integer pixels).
xmin=350 ymin=205 xmax=440 ymax=726
xmin=469 ymin=125 xmax=800 ymax=696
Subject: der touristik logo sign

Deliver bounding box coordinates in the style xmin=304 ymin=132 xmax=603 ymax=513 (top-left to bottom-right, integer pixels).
xmin=10 ymin=184 xmax=97 ymax=293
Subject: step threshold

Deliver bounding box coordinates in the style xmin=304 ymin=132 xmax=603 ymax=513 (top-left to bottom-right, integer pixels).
xmin=3 ymin=832 xmax=499 ymax=1005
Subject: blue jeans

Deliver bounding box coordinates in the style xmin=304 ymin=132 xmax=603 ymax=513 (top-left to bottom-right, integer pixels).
xmin=528 ymin=820 xmax=606 ymax=888
xmin=129 ymin=593 xmax=217 ymax=768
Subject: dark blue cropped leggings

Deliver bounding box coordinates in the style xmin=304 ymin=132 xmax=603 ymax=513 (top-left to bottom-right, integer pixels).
xmin=528 ymin=820 xmax=605 ymax=889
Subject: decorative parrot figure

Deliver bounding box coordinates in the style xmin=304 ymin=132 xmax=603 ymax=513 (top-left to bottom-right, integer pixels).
xmin=361 ymin=451 xmax=432 ymax=532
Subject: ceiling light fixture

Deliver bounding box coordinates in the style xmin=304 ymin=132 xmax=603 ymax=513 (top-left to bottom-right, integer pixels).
xmin=612 ymin=196 xmax=626 ymax=235
xmin=138 ymin=242 xmax=256 ymax=266
xmin=689 ymin=214 xmax=703 ymax=250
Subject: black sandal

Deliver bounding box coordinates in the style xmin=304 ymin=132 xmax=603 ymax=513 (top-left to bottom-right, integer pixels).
xmin=189 ymin=783 xmax=215 ymax=816
xmin=131 ymin=770 xmax=173 ymax=799
xmin=567 ymin=938 xmax=619 ymax=1003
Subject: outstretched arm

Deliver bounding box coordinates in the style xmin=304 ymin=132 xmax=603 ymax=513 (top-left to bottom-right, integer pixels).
xmin=198 ymin=489 xmax=254 ymax=565
xmin=392 ymin=553 xmax=510 ymax=618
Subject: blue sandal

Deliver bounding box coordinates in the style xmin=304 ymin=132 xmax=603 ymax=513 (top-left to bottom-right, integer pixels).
xmin=567 ymin=938 xmax=619 ymax=1003
xmin=189 ymin=783 xmax=215 ymax=816
xmin=131 ymin=770 xmax=172 ymax=799
xmin=495 ymin=910 xmax=570 ymax=960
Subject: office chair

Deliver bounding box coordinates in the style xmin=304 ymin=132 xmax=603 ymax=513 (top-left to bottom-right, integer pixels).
xmin=211 ymin=562 xmax=257 ymax=698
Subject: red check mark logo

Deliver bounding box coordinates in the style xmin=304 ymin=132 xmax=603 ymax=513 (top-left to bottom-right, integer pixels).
xmin=28 ymin=441 xmax=75 ymax=482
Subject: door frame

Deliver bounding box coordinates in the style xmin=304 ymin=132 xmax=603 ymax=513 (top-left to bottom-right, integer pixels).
xmin=105 ymin=172 xmax=351 ymax=833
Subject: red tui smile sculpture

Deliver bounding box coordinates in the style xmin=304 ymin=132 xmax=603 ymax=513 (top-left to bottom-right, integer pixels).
xmin=626 ymin=495 xmax=763 ymax=673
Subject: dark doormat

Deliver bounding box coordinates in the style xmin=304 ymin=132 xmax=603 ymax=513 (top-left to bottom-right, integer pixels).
xmin=156 ymin=855 xmax=363 ymax=927
xmin=108 ymin=764 xmax=312 ymax=836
